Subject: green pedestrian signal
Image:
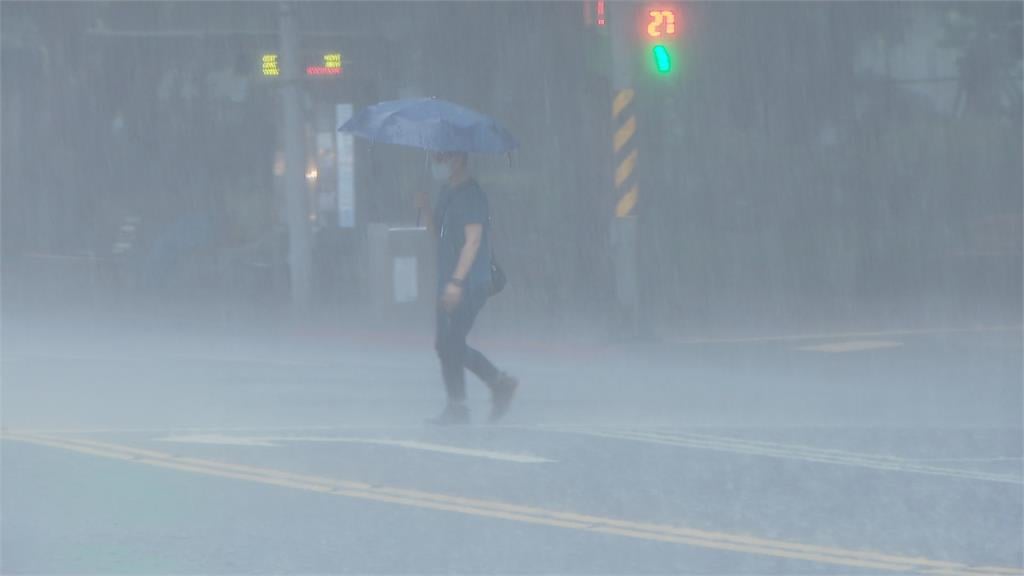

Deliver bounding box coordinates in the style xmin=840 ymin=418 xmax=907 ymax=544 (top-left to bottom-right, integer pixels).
xmin=652 ymin=44 xmax=671 ymax=74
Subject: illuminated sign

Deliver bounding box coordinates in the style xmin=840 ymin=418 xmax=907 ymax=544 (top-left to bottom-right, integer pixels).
xmin=646 ymin=8 xmax=678 ymax=38
xmin=653 ymin=44 xmax=671 ymax=73
xmin=260 ymin=52 xmax=343 ymax=78
xmin=583 ymin=0 xmax=606 ymax=28
xmin=262 ymin=53 xmax=280 ymax=77
xmin=306 ymin=53 xmax=342 ymax=77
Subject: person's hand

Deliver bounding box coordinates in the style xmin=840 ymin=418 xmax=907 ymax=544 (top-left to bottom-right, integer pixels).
xmin=441 ymin=281 xmax=463 ymax=311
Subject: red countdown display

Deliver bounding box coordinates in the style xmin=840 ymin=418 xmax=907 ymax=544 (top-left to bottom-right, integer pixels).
xmin=646 ymin=8 xmax=678 ymax=38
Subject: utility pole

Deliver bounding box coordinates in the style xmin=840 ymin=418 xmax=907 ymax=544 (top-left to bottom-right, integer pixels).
xmin=608 ymin=2 xmax=640 ymax=338
xmin=279 ymin=2 xmax=312 ymax=311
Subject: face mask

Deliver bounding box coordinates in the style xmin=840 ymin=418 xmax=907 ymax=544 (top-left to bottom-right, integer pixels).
xmin=430 ymin=161 xmax=452 ymax=183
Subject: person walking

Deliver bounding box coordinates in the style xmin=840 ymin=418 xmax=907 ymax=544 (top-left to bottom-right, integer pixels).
xmin=423 ymin=151 xmax=517 ymax=425
xmin=338 ymin=98 xmax=520 ymax=425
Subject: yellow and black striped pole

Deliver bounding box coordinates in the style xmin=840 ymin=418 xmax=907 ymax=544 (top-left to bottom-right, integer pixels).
xmin=612 ymin=88 xmax=638 ymax=218
xmin=607 ymin=2 xmax=641 ymax=336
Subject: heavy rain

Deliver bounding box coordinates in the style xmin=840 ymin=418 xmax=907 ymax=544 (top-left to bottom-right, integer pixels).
xmin=2 ymin=2 xmax=1022 ymax=574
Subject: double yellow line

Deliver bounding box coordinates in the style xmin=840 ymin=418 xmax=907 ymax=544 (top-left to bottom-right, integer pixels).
xmin=2 ymin=431 xmax=1019 ymax=576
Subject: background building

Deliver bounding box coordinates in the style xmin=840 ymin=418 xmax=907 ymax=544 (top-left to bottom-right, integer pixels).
xmin=2 ymin=1 xmax=1020 ymax=338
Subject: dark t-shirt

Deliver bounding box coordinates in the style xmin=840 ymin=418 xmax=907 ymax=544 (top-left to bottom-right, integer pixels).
xmin=434 ymin=178 xmax=490 ymax=293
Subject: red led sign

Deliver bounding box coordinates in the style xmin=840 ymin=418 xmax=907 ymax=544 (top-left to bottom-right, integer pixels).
xmin=646 ymin=8 xmax=678 ymax=38
xmin=306 ymin=66 xmax=342 ymax=76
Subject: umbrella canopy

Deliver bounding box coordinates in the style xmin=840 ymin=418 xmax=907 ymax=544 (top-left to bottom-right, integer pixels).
xmin=339 ymin=98 xmax=518 ymax=154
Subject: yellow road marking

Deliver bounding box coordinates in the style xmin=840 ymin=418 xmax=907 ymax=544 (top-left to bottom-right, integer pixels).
xmin=614 ymin=116 xmax=636 ymax=153
xmin=612 ymin=88 xmax=635 ymax=118
xmin=3 ymin=431 xmax=1020 ymax=575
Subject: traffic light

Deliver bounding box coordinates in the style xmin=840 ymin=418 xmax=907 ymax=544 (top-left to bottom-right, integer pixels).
xmin=653 ymin=45 xmax=671 ymax=74
xmin=645 ymin=8 xmax=677 ymax=38
xmin=643 ymin=6 xmax=681 ymax=77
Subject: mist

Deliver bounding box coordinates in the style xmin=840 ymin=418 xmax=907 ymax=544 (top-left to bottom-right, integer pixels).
xmin=2 ymin=2 xmax=1022 ymax=574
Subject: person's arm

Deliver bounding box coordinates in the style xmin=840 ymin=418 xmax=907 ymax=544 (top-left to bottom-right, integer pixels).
xmin=442 ymin=223 xmax=482 ymax=310
xmin=451 ymin=223 xmax=482 ymax=283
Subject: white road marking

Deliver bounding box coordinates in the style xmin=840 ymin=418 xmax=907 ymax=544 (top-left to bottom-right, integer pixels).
xmin=156 ymin=434 xmax=556 ymax=464
xmin=543 ymin=427 xmax=1023 ymax=485
xmin=157 ymin=434 xmax=279 ymax=447
xmin=7 ymin=425 xmax=424 ymax=435
xmin=2 ymin=352 xmax=326 ymax=368
xmin=12 ymin=424 xmax=1018 ymax=480
xmin=797 ymin=340 xmax=903 ymax=353
xmin=908 ymin=456 xmax=1023 ymax=463
xmin=666 ymin=324 xmax=1021 ymax=345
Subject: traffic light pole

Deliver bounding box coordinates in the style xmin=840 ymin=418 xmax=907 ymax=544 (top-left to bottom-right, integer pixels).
xmin=279 ymin=2 xmax=312 ymax=312
xmin=609 ymin=2 xmax=640 ymax=338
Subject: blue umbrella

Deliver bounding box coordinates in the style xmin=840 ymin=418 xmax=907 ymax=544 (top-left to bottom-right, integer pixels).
xmin=339 ymin=98 xmax=518 ymax=154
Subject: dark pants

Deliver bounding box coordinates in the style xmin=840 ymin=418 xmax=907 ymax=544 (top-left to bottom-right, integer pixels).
xmin=435 ymin=289 xmax=499 ymax=403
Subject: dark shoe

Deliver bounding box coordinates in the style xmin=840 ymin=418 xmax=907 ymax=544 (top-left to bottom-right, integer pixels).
xmin=426 ymin=403 xmax=471 ymax=426
xmin=489 ymin=373 xmax=519 ymax=422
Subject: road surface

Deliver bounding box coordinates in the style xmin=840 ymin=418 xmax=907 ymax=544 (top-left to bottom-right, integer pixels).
xmin=3 ymin=318 xmax=1021 ymax=574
